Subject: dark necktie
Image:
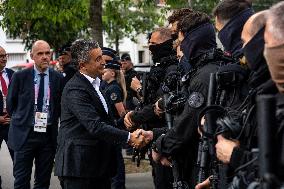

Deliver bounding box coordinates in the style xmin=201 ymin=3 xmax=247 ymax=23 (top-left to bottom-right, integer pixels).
xmin=0 ymin=72 xmax=8 ymax=96
xmin=37 ymin=73 xmax=45 ymax=112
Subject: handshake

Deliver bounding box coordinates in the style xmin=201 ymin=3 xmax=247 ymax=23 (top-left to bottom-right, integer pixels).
xmin=128 ymin=129 xmax=153 ymax=149
xmin=128 ymin=129 xmax=172 ymax=167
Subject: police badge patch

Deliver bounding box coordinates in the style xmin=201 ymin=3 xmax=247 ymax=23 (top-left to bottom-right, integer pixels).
xmin=110 ymin=93 xmax=118 ymax=101
xmin=188 ymin=92 xmax=204 ymax=108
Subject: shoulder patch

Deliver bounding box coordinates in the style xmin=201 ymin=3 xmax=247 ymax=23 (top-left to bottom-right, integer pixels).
xmin=188 ymin=92 xmax=204 ymax=108
xmin=110 ymin=93 xmax=118 ymax=101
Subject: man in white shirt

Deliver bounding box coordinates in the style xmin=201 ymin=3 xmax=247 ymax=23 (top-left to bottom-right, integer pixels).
xmin=54 ymin=39 xmax=146 ymax=189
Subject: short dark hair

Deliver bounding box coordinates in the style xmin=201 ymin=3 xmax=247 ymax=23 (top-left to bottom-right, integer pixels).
xmin=168 ymin=8 xmax=194 ymax=24
xmin=71 ymin=39 xmax=99 ymax=67
xmin=213 ymin=0 xmax=251 ymax=23
xmin=177 ymin=11 xmax=211 ymax=34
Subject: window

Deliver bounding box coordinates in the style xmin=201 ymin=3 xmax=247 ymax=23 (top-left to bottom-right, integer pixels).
xmin=138 ymin=50 xmax=145 ymax=64
xmin=5 ymin=33 xmax=23 ymax=42
xmin=8 ymin=53 xmax=25 ymax=62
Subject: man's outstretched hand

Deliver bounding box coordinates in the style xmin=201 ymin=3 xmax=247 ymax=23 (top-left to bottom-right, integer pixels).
xmin=129 ymin=129 xmax=154 ymax=148
xmin=129 ymin=130 xmax=147 ymax=148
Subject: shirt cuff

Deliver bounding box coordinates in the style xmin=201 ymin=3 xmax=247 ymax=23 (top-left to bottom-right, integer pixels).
xmin=127 ymin=132 xmax=131 ymax=143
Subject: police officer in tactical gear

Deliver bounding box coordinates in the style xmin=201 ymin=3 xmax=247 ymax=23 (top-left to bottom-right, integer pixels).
xmin=200 ymin=10 xmax=278 ymax=189
xmin=213 ymin=0 xmax=253 ymax=59
xmin=150 ymin=11 xmax=225 ymax=189
xmin=262 ymin=2 xmax=284 ymax=186
xmin=124 ymin=27 xmax=178 ymax=189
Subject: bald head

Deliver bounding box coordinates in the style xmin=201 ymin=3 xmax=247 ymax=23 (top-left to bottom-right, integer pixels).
xmin=31 ymin=40 xmax=50 ymax=53
xmin=242 ymin=10 xmax=268 ymax=46
xmin=149 ymin=27 xmax=172 ymax=45
xmin=30 ymin=40 xmax=51 ymax=73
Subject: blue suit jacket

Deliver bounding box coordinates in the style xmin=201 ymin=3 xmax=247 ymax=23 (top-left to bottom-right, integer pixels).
xmin=7 ymin=68 xmax=64 ymax=150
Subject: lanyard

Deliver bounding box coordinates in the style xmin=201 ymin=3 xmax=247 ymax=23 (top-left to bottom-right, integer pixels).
xmin=34 ymin=83 xmax=50 ymax=106
xmin=34 ymin=72 xmax=51 ymax=112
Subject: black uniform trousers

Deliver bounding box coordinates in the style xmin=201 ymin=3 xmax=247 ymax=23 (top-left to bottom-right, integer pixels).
xmin=13 ymin=130 xmax=55 ymax=189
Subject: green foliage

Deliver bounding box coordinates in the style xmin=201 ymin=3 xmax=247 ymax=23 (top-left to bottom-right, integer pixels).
xmin=191 ymin=0 xmax=219 ymax=15
xmin=164 ymin=0 xmax=189 ymax=8
xmin=0 ymin=0 xmax=166 ymax=51
xmin=162 ymin=0 xmax=218 ymax=15
xmin=0 ymin=0 xmax=89 ymax=50
xmin=1 ymin=0 xmax=278 ymax=52
xmin=252 ymin=0 xmax=280 ymax=11
xmin=164 ymin=0 xmax=279 ymax=15
xmin=103 ymin=0 xmax=166 ymax=48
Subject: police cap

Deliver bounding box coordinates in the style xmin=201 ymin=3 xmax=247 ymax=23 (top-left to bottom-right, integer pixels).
xmin=105 ymin=61 xmax=121 ymax=70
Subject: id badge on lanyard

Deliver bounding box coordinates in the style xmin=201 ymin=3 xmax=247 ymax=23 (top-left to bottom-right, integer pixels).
xmin=3 ymin=96 xmax=7 ymax=113
xmin=34 ymin=83 xmax=50 ymax=133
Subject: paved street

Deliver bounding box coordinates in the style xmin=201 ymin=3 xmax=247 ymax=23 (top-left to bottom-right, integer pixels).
xmin=0 ymin=143 xmax=154 ymax=189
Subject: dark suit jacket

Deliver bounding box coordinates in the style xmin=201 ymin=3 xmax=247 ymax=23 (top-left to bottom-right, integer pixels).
xmin=7 ymin=68 xmax=63 ymax=151
xmin=0 ymin=68 xmax=14 ymax=116
xmin=54 ymin=72 xmax=129 ymax=179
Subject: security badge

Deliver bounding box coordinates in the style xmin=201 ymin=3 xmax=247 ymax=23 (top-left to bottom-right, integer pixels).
xmin=110 ymin=93 xmax=118 ymax=101
xmin=188 ymin=92 xmax=204 ymax=108
xmin=34 ymin=112 xmax=48 ymax=132
xmin=3 ymin=96 xmax=7 ymax=112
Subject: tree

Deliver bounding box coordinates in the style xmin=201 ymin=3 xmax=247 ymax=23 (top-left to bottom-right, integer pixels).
xmin=0 ymin=0 xmax=89 ymax=50
xmin=102 ymin=0 xmax=166 ymax=52
xmin=252 ymin=0 xmax=279 ymax=11
xmin=89 ymin=0 xmax=103 ymax=46
xmin=0 ymin=0 xmax=165 ymax=52
xmin=163 ymin=0 xmax=279 ymax=15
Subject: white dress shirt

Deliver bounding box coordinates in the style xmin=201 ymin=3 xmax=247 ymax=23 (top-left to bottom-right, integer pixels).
xmin=0 ymin=68 xmax=9 ymax=94
xmin=81 ymin=73 xmax=109 ymax=114
xmin=81 ymin=72 xmax=131 ymax=143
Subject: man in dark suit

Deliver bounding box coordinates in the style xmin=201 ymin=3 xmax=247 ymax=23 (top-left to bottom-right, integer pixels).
xmin=54 ymin=39 xmax=145 ymax=189
xmin=7 ymin=40 xmax=63 ymax=189
xmin=0 ymin=46 xmax=14 ymax=189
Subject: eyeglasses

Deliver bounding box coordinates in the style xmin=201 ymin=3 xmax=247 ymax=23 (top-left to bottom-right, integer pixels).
xmin=0 ymin=54 xmax=8 ymax=59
